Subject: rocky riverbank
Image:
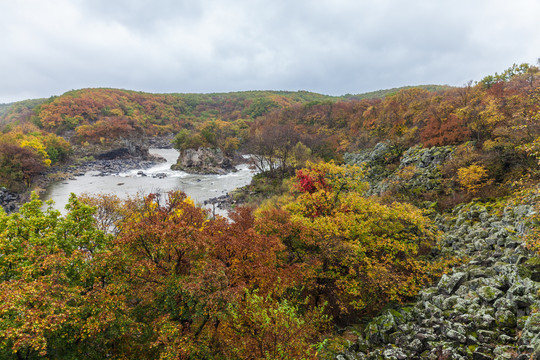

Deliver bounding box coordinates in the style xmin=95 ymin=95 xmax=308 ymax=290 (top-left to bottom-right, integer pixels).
xmin=26 ymin=136 xmax=172 ymax=192
xmin=65 ymin=156 xmax=166 ymax=177
xmin=337 ymin=193 xmax=540 ymax=359
xmin=10 ymin=152 xmax=167 ymax=212
xmin=2 ymin=151 xmax=151 ymax=213
xmin=37 ymin=154 xmax=166 ymax=184
xmin=0 ymin=188 xmax=21 ymax=213
xmin=203 ymin=193 xmax=238 ymax=214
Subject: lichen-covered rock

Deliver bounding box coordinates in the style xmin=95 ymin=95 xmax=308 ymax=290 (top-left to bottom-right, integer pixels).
xmin=493 ymin=345 xmax=518 ymax=360
xmin=495 ymin=309 xmax=517 ymax=328
xmin=477 ymin=285 xmax=504 ymax=303
xmin=438 ymin=272 xmax=468 ymax=295
xmin=382 ymin=347 xmax=407 ymax=360
xmin=345 ymin=144 xmax=455 ymax=198
xmin=446 ymin=329 xmax=467 ymax=344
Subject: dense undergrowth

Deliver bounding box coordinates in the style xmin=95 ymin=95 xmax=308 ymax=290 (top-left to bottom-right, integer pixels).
xmin=0 ymin=162 xmax=453 ymax=359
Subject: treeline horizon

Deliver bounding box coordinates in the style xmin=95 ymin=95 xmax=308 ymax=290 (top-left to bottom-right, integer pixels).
xmin=0 ymin=63 xmax=539 ymax=197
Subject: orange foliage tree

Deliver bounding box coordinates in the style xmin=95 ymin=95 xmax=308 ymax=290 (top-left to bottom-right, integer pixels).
xmin=102 ymin=191 xmax=324 ymax=358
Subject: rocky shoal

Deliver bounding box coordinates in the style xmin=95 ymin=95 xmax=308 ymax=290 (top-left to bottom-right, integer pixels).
xmin=49 ymin=155 xmax=167 ymax=179
xmin=337 ymin=198 xmax=540 ymax=360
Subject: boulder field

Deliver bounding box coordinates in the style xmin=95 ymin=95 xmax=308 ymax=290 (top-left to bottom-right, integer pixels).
xmin=338 ymin=199 xmax=540 ymax=359
xmin=339 ymin=144 xmax=540 ymax=359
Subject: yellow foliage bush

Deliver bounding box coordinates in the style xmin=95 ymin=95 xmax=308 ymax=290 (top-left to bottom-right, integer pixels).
xmin=457 ymin=163 xmax=493 ymax=194
xmin=257 ymin=162 xmax=452 ymax=321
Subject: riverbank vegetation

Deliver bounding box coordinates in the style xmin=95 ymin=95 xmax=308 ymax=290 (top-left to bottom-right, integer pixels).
xmin=1 ymin=62 xmax=540 ymax=358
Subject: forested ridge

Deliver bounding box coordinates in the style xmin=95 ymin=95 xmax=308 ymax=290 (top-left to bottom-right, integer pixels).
xmin=1 ymin=63 xmax=540 ymax=359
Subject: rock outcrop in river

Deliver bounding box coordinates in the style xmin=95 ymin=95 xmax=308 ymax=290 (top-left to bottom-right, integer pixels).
xmin=171 ymin=147 xmax=235 ymax=174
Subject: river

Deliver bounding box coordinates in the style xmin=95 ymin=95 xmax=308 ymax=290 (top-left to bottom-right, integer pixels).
xmin=42 ymin=148 xmax=257 ymax=214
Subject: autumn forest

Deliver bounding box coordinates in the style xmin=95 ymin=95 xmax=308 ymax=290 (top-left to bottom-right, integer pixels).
xmin=1 ymin=63 xmax=540 ymax=359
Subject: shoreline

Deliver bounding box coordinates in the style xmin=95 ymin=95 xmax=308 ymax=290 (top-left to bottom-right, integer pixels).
xmin=4 ymin=154 xmax=168 ymax=213
xmin=5 ymin=147 xmax=255 ymax=215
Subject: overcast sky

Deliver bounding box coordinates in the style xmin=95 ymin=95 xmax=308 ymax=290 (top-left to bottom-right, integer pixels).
xmin=1 ymin=0 xmax=539 ymax=103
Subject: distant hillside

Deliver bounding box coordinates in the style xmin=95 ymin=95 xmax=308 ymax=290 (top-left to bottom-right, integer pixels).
xmin=0 ymin=86 xmax=451 ymax=131
xmin=19 ymin=88 xmax=345 ymax=134
xmin=0 ymin=103 xmax=13 ymax=117
xmin=346 ymin=84 xmax=453 ymax=100
xmin=0 ymin=98 xmax=47 ymax=126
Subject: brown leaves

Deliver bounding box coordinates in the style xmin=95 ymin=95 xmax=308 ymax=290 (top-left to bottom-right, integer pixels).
xmin=0 ymin=143 xmax=46 ymax=191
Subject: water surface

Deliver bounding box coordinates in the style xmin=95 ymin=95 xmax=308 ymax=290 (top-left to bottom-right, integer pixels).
xmin=43 ymin=149 xmax=256 ymax=213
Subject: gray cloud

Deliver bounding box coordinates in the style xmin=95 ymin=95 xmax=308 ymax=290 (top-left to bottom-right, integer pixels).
xmin=1 ymin=0 xmax=539 ymax=103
